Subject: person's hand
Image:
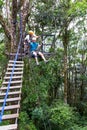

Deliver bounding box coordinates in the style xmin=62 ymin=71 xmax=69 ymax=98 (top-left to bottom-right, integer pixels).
xmin=40 ymin=43 xmax=43 ymax=46
xmin=24 ymin=42 xmax=26 ymax=45
xmin=38 ymin=43 xmax=42 ymax=47
xmin=36 ymin=35 xmax=41 ymax=39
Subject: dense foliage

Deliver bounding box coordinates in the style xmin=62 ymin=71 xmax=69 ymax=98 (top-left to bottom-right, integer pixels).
xmin=0 ymin=0 xmax=87 ymax=130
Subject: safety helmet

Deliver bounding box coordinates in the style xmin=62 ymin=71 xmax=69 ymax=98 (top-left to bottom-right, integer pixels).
xmin=28 ymin=30 xmax=34 ymax=35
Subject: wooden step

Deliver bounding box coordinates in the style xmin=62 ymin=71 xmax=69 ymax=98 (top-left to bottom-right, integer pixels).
xmin=8 ymin=63 xmax=24 ymax=67
xmin=9 ymin=60 xmax=23 ymax=64
xmin=2 ymin=113 xmax=19 ymax=120
xmin=4 ymin=76 xmax=22 ymax=80
xmin=5 ymin=72 xmax=23 ymax=75
xmin=2 ymin=80 xmax=22 ymax=85
xmin=0 ymin=97 xmax=21 ymax=103
xmin=0 ymin=86 xmax=22 ymax=90
xmin=7 ymin=68 xmax=23 ymax=71
xmin=0 ymin=91 xmax=21 ymax=96
xmin=0 ymin=104 xmax=20 ymax=111
xmin=0 ymin=124 xmax=17 ymax=130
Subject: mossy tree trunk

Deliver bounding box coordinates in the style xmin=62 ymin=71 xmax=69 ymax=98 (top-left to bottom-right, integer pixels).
xmin=62 ymin=26 xmax=69 ymax=104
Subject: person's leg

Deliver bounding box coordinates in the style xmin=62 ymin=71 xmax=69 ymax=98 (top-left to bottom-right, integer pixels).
xmin=32 ymin=51 xmax=39 ymax=65
xmin=37 ymin=52 xmax=48 ymax=63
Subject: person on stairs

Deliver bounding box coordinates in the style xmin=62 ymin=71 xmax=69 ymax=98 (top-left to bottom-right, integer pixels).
xmin=24 ymin=30 xmax=39 ymax=55
xmin=30 ymin=37 xmax=48 ymax=65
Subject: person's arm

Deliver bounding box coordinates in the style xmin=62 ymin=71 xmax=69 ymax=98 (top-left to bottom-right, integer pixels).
xmin=33 ymin=34 xmax=41 ymax=39
xmin=25 ymin=35 xmax=31 ymax=43
xmin=36 ymin=43 xmax=42 ymax=51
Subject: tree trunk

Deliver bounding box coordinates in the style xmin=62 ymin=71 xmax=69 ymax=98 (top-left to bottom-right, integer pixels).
xmin=62 ymin=27 xmax=69 ymax=104
xmin=63 ymin=44 xmax=68 ymax=103
xmin=80 ymin=53 xmax=85 ymax=101
xmin=11 ymin=0 xmax=17 ymax=52
xmin=0 ymin=0 xmax=31 ymax=53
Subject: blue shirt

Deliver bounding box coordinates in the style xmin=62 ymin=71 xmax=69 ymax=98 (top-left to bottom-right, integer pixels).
xmin=30 ymin=42 xmax=38 ymax=52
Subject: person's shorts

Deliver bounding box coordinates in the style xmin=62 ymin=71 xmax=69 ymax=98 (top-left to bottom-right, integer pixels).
xmin=30 ymin=51 xmax=36 ymax=58
xmin=31 ymin=51 xmax=40 ymax=58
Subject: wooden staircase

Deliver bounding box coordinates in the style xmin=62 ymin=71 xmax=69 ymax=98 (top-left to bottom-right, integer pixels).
xmin=0 ymin=60 xmax=24 ymax=130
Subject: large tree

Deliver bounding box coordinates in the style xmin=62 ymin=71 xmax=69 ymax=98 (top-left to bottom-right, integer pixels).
xmin=0 ymin=0 xmax=32 ymax=52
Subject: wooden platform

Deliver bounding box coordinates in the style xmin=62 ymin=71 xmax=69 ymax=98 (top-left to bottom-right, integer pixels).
xmin=5 ymin=52 xmax=55 ymax=59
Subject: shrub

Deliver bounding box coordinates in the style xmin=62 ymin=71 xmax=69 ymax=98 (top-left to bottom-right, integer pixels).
xmin=49 ymin=100 xmax=78 ymax=130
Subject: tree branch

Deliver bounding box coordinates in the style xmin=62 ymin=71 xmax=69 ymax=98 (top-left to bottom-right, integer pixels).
xmin=0 ymin=14 xmax=11 ymax=40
